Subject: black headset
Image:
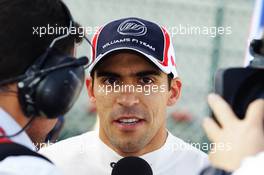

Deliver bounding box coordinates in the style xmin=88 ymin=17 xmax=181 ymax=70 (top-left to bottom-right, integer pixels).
xmin=0 ymin=1 xmax=91 ymax=119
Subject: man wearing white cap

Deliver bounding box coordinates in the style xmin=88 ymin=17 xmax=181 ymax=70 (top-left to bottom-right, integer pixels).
xmin=40 ymin=17 xmax=209 ymax=175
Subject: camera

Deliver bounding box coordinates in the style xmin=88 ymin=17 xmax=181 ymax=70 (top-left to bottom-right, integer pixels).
xmin=214 ymin=39 xmax=264 ymax=122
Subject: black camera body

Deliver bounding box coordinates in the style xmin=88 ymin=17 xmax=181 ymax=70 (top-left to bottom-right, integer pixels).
xmin=214 ymin=67 xmax=264 ymax=119
xmin=214 ymin=39 xmax=264 ymax=122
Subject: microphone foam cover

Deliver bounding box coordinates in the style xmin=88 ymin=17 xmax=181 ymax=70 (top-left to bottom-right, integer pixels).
xmin=111 ymin=156 xmax=153 ymax=175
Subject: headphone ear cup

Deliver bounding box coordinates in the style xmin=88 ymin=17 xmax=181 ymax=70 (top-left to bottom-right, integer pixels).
xmin=35 ymin=55 xmax=85 ymax=118
xmin=18 ymin=49 xmax=85 ymax=118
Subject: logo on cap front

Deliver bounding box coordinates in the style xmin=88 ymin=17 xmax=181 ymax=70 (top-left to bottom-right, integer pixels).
xmin=117 ymin=19 xmax=147 ymax=36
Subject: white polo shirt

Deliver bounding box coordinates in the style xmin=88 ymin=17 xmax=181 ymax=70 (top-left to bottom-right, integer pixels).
xmin=40 ymin=130 xmax=209 ymax=175
xmin=0 ymin=108 xmax=63 ymax=175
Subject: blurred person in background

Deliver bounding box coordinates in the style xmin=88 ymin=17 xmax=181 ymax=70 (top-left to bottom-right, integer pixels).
xmin=200 ymin=34 xmax=264 ymax=175
xmin=200 ymin=94 xmax=264 ymax=175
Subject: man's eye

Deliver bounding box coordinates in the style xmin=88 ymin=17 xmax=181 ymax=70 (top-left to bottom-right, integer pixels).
xmin=139 ymin=77 xmax=154 ymax=85
xmin=103 ymin=77 xmax=119 ymax=85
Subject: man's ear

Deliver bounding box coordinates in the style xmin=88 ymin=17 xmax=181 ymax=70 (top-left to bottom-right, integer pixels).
xmin=167 ymin=78 xmax=182 ymax=106
xmin=86 ymin=77 xmax=96 ymax=103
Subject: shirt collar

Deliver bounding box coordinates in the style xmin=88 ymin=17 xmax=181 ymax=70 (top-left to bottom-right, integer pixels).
xmin=0 ymin=108 xmax=36 ymax=151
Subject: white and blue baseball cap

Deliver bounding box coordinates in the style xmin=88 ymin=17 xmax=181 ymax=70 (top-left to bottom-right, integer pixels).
xmin=88 ymin=17 xmax=178 ymax=78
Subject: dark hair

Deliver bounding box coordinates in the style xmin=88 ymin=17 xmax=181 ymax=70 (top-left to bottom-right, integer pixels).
xmin=0 ymin=0 xmax=77 ymax=81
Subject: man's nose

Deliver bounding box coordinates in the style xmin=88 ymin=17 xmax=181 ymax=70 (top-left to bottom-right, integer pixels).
xmin=116 ymin=93 xmax=139 ymax=107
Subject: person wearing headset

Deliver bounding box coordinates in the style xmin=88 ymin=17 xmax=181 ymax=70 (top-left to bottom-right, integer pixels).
xmin=0 ymin=0 xmax=89 ymax=174
xmin=200 ymin=95 xmax=264 ymax=175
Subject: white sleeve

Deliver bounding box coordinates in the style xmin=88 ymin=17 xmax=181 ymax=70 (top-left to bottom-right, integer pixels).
xmin=0 ymin=155 xmax=63 ymax=175
xmin=232 ymin=152 xmax=264 ymax=175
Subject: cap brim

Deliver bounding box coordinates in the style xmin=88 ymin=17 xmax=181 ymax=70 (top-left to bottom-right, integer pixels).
xmin=88 ymin=47 xmax=177 ymax=78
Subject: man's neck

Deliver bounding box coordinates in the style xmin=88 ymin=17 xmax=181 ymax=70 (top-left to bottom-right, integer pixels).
xmin=0 ymin=94 xmax=29 ymax=128
xmin=100 ymin=126 xmax=168 ymax=157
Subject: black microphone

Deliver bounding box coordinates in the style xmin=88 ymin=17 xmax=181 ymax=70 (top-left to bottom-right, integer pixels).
xmin=111 ymin=156 xmax=153 ymax=175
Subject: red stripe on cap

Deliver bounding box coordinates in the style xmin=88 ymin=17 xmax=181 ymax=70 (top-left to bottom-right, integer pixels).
xmin=171 ymin=56 xmax=175 ymax=66
xmin=161 ymin=27 xmax=170 ymax=67
xmin=91 ymin=27 xmax=103 ymax=61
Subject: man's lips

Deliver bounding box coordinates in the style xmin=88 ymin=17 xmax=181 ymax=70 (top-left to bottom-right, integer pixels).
xmin=113 ymin=115 xmax=145 ymax=123
xmin=113 ymin=116 xmax=146 ymax=131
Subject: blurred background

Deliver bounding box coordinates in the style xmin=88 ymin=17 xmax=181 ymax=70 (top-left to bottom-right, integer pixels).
xmin=57 ymin=0 xmax=258 ymax=152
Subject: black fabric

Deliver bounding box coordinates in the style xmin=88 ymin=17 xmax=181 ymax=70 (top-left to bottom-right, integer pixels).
xmin=0 ymin=142 xmax=52 ymax=163
xmin=111 ymin=156 xmax=153 ymax=175
xmin=200 ymin=166 xmax=232 ymax=175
